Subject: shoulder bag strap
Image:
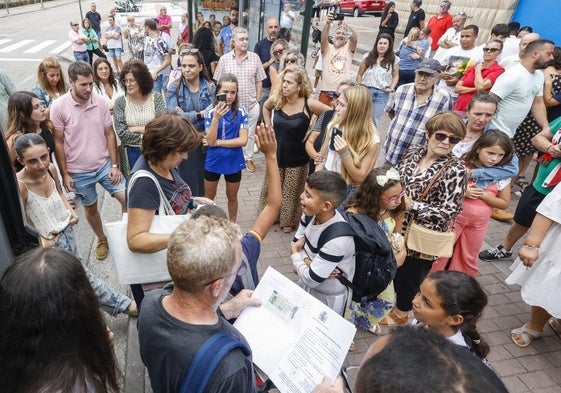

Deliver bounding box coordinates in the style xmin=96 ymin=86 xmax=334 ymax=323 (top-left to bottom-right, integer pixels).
xmin=416 ymin=158 xmax=453 ymax=202
xmin=179 ymin=333 xmax=251 ymax=393
xmin=128 ymin=170 xmax=175 ymax=215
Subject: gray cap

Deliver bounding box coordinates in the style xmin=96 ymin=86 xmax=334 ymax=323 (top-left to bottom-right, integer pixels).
xmin=416 ymin=58 xmax=442 ymax=74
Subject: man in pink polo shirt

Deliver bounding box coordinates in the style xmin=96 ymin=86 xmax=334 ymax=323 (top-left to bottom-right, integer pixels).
xmin=51 ymin=61 xmax=125 ymax=260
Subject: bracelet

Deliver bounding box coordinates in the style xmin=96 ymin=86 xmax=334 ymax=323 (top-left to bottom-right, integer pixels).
xmin=339 ymin=151 xmax=350 ymax=159
xmin=521 ymin=244 xmax=540 ymax=251
xmin=216 ymin=139 xmax=220 ymax=147
xmin=523 ymin=239 xmax=541 ymax=247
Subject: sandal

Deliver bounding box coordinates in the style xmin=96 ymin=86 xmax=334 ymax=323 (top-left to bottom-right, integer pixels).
xmin=282 ymin=226 xmax=294 ymax=234
xmin=549 ymin=318 xmax=561 ymax=341
xmin=511 ymin=323 xmax=542 ymax=348
xmin=368 ymin=324 xmax=381 ymax=335
xmin=379 ymin=310 xmax=408 ymax=326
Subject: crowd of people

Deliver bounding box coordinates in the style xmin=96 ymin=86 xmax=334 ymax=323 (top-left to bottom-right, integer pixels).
xmin=1 ymin=1 xmax=561 ymax=392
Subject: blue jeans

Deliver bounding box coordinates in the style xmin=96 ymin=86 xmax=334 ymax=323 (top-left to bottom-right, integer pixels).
xmin=57 ymin=225 xmax=131 ymax=316
xmin=367 ymin=87 xmax=389 ymax=128
xmin=74 ymin=51 xmax=90 ymax=63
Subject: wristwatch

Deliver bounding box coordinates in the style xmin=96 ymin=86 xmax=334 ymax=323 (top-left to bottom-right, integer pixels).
xmin=196 ymin=112 xmax=203 ymax=120
xmin=111 ymin=164 xmax=119 ymax=168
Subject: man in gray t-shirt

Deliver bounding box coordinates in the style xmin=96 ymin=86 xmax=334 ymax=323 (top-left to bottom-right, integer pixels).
xmin=138 ymin=216 xmax=260 ymax=393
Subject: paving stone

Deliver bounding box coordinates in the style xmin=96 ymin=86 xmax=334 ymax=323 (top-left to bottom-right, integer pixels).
xmin=492 ymin=358 xmax=528 ymax=377
xmin=520 ymin=371 xmax=557 ymax=390
xmin=501 ymin=376 xmax=530 ymax=393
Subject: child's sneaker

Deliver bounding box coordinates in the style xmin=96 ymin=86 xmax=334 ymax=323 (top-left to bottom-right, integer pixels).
xmin=479 ymin=245 xmax=512 ymax=261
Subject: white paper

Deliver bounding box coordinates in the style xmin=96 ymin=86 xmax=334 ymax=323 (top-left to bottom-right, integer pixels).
xmin=233 ymin=267 xmax=356 ymax=393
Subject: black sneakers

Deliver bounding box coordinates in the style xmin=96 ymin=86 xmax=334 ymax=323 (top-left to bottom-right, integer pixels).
xmin=479 ymin=245 xmax=513 ymax=261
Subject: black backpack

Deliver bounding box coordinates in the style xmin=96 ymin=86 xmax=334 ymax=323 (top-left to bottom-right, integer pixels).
xmin=306 ymin=212 xmax=397 ymax=305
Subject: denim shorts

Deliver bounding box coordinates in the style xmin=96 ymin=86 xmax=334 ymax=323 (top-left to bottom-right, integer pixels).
xmin=152 ymin=74 xmax=169 ymax=93
xmin=70 ymin=159 xmax=125 ymax=206
xmin=109 ymin=47 xmax=123 ymax=59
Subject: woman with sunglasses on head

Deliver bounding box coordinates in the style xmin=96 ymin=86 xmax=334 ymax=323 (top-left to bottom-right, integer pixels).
xmin=260 ymin=66 xmax=330 ymax=233
xmin=380 ymin=112 xmax=468 ymax=326
xmin=454 ymin=39 xmax=505 ymax=118
xmin=114 ymin=60 xmax=166 ymax=176
xmin=267 ymin=39 xmax=290 ymax=92
xmin=271 ymin=48 xmax=305 ymax=92
xmin=166 ymin=49 xmax=216 ymax=197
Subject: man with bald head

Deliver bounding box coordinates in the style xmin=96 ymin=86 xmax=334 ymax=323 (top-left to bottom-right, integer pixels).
xmin=500 ymin=32 xmax=540 ymax=70
xmin=433 ymin=11 xmax=467 ymax=62
xmin=254 ymin=17 xmax=280 ymax=109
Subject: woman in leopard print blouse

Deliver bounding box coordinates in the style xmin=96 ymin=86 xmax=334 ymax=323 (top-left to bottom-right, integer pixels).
xmin=381 ymin=112 xmax=469 ymax=326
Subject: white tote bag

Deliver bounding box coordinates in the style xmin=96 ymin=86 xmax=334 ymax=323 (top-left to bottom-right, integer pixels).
xmin=104 ymin=170 xmax=189 ymax=285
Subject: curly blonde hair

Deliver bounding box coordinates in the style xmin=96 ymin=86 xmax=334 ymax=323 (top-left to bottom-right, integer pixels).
xmin=329 ymin=86 xmax=377 ymax=183
xmin=271 ymin=66 xmax=312 ymax=110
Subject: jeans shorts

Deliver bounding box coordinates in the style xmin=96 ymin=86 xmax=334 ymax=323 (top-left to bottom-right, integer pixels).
xmin=152 ymin=73 xmax=169 ymax=93
xmin=70 ymin=159 xmax=125 ymax=206
xmin=109 ymin=47 xmax=123 ymax=59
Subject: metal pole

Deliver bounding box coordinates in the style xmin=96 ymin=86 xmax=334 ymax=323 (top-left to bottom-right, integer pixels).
xmin=4 ymin=0 xmax=9 ymax=15
xmin=299 ymin=0 xmax=313 ymax=61
xmin=39 ymin=0 xmax=44 ymax=10
xmin=78 ymin=0 xmax=84 ymax=21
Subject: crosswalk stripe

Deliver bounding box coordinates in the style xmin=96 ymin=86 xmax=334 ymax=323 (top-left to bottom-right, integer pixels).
xmin=24 ymin=40 xmax=57 ymax=54
xmin=49 ymin=41 xmax=71 ymax=54
xmin=0 ymin=39 xmax=34 ymax=53
xmin=0 ymin=39 xmax=13 ymax=47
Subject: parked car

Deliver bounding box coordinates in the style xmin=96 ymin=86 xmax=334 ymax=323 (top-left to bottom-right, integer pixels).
xmin=337 ymin=0 xmax=386 ymax=17
xmin=0 ymin=133 xmax=40 ymax=277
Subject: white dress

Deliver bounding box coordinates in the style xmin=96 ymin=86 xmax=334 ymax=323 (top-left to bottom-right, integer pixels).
xmin=505 ymin=183 xmax=561 ymax=318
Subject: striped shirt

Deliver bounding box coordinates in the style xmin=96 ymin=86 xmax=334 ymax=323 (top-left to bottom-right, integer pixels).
xmin=383 ymin=83 xmax=452 ymax=165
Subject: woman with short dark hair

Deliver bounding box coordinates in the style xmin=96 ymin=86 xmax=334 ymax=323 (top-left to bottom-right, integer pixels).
xmin=126 ymin=113 xmax=213 ymax=304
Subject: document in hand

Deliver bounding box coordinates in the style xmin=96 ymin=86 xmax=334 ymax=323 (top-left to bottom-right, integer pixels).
xmin=233 ymin=267 xmax=356 ymax=393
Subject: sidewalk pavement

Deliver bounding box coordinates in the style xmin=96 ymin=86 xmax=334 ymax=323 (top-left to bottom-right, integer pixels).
xmin=5 ymin=1 xmax=558 ymax=388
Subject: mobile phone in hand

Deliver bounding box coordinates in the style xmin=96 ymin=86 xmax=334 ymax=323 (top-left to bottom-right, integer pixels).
xmin=217 ymin=93 xmax=226 ymax=102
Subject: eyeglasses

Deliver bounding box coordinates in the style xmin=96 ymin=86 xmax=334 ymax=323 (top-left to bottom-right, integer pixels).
xmin=483 ymin=47 xmax=500 ymax=52
xmin=454 ymin=11 xmax=466 ymax=17
xmin=180 ymin=48 xmax=199 ymax=55
xmin=433 ymin=132 xmax=462 ymax=145
xmin=285 ymin=57 xmax=297 ymax=64
xmin=124 ymin=79 xmax=137 ymax=85
xmin=382 ymin=190 xmax=406 ymax=204
xmin=273 ymin=49 xmax=284 ymax=55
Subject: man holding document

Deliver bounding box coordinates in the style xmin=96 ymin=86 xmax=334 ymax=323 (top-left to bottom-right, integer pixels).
xmin=137 ymin=125 xmax=281 ymax=393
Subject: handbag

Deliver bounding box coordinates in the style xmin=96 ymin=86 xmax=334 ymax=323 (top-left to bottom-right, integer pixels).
xmin=104 ymin=170 xmax=189 ymax=285
xmin=405 ymin=161 xmax=456 ymax=258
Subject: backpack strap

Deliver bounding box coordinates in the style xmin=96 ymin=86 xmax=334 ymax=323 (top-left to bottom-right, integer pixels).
xmin=179 ymin=333 xmax=251 ymax=393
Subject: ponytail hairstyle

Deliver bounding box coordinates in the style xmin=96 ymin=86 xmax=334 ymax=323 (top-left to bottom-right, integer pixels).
xmin=462 ymin=129 xmax=515 ymax=169
xmin=428 ymin=271 xmax=490 ymax=359
xmin=14 ymin=133 xmax=47 ymax=159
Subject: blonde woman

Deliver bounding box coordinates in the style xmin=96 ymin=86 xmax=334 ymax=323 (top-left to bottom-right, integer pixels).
xmin=397 ymin=27 xmax=425 ymax=87
xmin=317 ymin=85 xmax=380 ymax=207
xmin=31 ymin=57 xmax=68 ymax=117
xmin=260 ymin=66 xmax=330 ymax=233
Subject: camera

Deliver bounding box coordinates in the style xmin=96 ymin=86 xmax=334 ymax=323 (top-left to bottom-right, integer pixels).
xmin=217 ymin=93 xmax=227 ymax=102
xmin=333 ymin=13 xmax=344 ymax=21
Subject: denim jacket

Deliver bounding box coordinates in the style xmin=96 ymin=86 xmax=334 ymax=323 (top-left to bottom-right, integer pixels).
xmin=471 ymin=155 xmax=518 ymax=189
xmin=166 ymin=78 xmax=215 ymax=131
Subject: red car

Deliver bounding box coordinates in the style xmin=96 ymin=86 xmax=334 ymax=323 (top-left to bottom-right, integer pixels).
xmin=337 ymin=0 xmax=386 ymax=17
